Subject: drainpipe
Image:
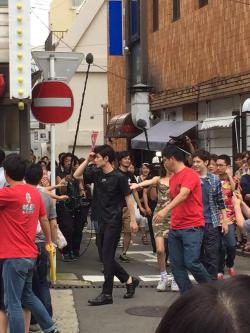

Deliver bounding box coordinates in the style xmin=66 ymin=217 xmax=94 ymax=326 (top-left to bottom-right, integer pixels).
xmin=101 ymin=103 xmax=109 ymax=144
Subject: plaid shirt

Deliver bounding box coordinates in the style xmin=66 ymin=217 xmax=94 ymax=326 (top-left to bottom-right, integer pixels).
xmin=202 ymin=173 xmax=226 ymax=228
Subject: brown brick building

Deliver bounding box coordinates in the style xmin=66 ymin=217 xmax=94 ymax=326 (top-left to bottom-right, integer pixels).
xmin=107 ymin=0 xmax=250 ymax=161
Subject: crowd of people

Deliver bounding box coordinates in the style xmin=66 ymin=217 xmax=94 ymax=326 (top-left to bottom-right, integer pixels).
xmin=0 ymin=140 xmax=250 ymax=332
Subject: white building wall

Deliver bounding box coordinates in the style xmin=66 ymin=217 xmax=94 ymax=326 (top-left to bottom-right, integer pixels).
xmin=52 ymin=0 xmax=107 ymax=158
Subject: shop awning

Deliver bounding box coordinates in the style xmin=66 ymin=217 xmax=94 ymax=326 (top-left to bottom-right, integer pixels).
xmin=131 ymin=121 xmax=198 ymax=151
xmin=106 ymin=112 xmax=139 ymax=138
xmin=201 ymin=116 xmax=236 ymax=130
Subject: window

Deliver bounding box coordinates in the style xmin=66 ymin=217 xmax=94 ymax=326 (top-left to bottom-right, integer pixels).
xmin=199 ymin=0 xmax=208 ymax=8
xmin=0 ymin=0 xmax=8 ymax=6
xmin=71 ymin=0 xmax=84 ymax=7
xmin=152 ymin=0 xmax=159 ymax=32
xmin=173 ymin=0 xmax=180 ymax=21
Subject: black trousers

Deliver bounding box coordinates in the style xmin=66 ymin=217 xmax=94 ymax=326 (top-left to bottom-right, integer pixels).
xmin=57 ymin=204 xmax=89 ymax=255
xmin=200 ymin=224 xmax=220 ymax=279
xmin=147 ymin=200 xmax=157 ymax=253
xmin=98 ymin=223 xmax=129 ymax=295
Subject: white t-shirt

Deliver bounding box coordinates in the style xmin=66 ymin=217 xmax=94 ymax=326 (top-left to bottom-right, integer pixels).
xmin=0 ymin=167 xmax=7 ymax=188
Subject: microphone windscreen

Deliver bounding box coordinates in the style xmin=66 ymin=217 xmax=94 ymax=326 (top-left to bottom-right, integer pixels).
xmin=86 ymin=53 xmax=94 ymax=64
xmin=137 ymin=119 xmax=147 ymax=128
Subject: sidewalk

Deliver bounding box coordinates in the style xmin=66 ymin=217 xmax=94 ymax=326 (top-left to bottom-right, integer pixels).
xmin=51 ymin=290 xmax=79 ymax=333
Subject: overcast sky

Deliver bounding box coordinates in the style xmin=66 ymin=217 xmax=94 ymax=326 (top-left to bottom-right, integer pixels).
xmin=30 ymin=0 xmax=51 ymax=48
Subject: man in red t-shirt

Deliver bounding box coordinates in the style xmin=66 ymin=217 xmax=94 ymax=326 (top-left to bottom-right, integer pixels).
xmin=154 ymin=145 xmax=211 ymax=294
xmin=0 ymin=155 xmax=59 ymax=333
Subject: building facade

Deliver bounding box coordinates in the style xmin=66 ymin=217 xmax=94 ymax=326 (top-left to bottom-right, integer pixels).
xmin=45 ymin=0 xmax=107 ymax=158
xmin=108 ymin=0 xmax=250 ymax=162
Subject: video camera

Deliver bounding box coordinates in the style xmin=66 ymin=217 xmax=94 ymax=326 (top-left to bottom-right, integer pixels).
xmin=168 ymin=134 xmax=188 ymax=150
xmin=64 ymin=178 xmax=92 ymax=211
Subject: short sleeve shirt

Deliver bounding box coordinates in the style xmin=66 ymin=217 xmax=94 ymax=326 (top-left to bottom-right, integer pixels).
xmin=0 ymin=184 xmax=46 ymax=259
xmin=84 ymin=168 xmax=130 ymax=225
xmin=221 ymin=179 xmax=236 ymax=223
xmin=36 ymin=187 xmax=57 ymax=242
xmin=118 ymin=169 xmax=135 ymax=207
xmin=169 ymin=167 xmax=205 ymax=230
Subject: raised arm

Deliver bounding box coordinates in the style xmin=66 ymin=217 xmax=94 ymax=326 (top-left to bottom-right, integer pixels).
xmin=74 ymin=152 xmax=95 ymax=179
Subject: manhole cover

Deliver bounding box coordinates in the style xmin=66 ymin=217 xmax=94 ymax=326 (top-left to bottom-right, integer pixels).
xmin=125 ymin=306 xmax=167 ymax=317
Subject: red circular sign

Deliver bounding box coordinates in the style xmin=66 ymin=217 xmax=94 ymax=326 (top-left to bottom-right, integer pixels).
xmin=31 ymin=81 xmax=74 ymax=123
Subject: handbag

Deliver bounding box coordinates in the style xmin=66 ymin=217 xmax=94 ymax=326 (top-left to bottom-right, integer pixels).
xmin=56 ymin=228 xmax=67 ymax=250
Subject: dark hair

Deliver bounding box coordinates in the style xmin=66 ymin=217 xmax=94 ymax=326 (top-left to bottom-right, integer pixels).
xmin=61 ymin=153 xmax=73 ymax=167
xmin=210 ymin=154 xmax=218 ymax=162
xmin=58 ymin=152 xmax=65 ymax=164
xmin=0 ymin=149 xmax=5 ymax=165
xmin=192 ymin=150 xmax=211 ymax=163
xmin=94 ymin=144 xmax=115 ymax=163
xmin=235 ymin=153 xmax=243 ymax=160
xmin=25 ymin=163 xmax=43 ymax=186
xmin=79 ymin=157 xmax=85 ymax=164
xmin=162 ymin=145 xmax=185 ymax=162
xmin=217 ymin=154 xmax=231 ymax=166
xmin=141 ymin=162 xmax=151 ymax=170
xmin=156 ymin=275 xmax=250 ymax=333
xmin=3 ymin=154 xmax=27 ymax=181
xmin=117 ymin=151 xmax=130 ymax=163
xmin=38 ymin=160 xmax=47 ymax=168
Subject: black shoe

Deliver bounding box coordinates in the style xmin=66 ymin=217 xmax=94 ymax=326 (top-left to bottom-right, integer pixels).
xmin=51 ymin=329 xmax=60 ymax=333
xmin=88 ymin=293 xmax=113 ymax=306
xmin=62 ymin=253 xmax=72 ymax=262
xmin=73 ymin=250 xmax=80 ymax=258
xmin=70 ymin=252 xmax=78 ymax=261
xmin=123 ymin=277 xmax=140 ymax=299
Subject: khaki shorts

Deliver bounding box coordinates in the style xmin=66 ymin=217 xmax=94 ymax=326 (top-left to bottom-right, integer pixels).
xmin=122 ymin=207 xmax=131 ymax=233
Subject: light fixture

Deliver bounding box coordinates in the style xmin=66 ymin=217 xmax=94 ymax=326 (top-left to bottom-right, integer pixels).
xmin=9 ymin=0 xmax=31 ymax=99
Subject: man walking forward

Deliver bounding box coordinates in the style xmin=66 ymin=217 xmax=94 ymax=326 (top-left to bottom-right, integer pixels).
xmin=154 ymin=145 xmax=212 ymax=294
xmin=74 ymin=145 xmax=139 ymax=305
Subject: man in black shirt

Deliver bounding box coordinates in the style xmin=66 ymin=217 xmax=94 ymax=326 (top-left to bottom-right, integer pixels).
xmin=117 ymin=151 xmax=146 ymax=262
xmin=74 ymin=145 xmax=139 ymax=305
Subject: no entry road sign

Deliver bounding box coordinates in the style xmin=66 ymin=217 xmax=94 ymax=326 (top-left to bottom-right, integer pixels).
xmin=31 ymin=81 xmax=74 ymax=123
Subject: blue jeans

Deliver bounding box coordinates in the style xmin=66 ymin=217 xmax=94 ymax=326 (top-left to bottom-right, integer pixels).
xmin=2 ymin=258 xmax=56 ymax=333
xmin=168 ymin=227 xmax=212 ymax=294
xmin=219 ymin=224 xmax=236 ymax=273
xmin=31 ymin=243 xmax=53 ymax=325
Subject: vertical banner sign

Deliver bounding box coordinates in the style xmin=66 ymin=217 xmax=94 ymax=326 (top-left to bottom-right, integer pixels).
xmin=91 ymin=131 xmax=99 ymax=150
xmin=9 ymin=0 xmax=31 ymax=99
xmin=109 ymin=0 xmax=123 ymax=56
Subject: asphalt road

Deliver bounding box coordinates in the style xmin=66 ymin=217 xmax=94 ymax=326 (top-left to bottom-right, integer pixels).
xmin=51 ymin=230 xmax=250 ymax=333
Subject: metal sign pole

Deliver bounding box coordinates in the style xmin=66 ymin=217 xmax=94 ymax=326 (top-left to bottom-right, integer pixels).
xmin=49 ymin=55 xmax=56 ymax=187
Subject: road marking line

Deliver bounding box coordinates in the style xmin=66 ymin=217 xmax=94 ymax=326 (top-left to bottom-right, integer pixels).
xmin=82 ymin=275 xmax=119 ymax=282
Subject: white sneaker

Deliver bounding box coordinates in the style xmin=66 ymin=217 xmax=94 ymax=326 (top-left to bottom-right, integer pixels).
xmin=171 ymin=279 xmax=179 ymax=292
xmin=156 ymin=279 xmax=169 ymax=291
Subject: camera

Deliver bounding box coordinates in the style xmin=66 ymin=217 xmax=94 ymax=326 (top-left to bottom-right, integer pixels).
xmin=168 ymin=134 xmax=188 ymax=150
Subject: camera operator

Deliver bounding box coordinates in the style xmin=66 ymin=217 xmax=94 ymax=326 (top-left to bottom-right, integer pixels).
xmin=56 ymin=153 xmax=90 ymax=261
